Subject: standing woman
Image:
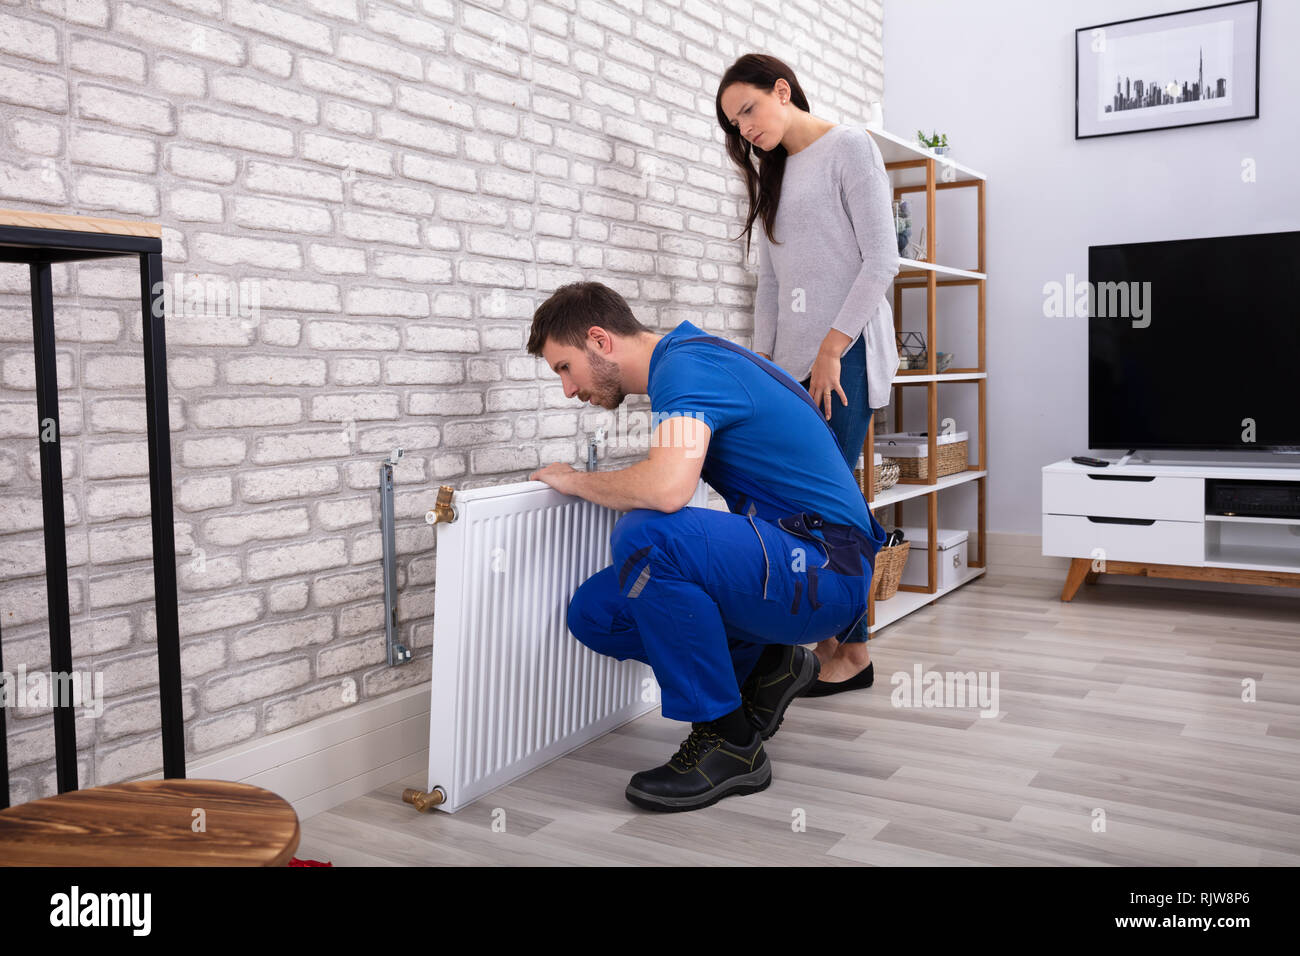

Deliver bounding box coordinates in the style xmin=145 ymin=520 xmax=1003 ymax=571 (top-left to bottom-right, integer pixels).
xmin=716 ymin=53 xmax=900 ymax=695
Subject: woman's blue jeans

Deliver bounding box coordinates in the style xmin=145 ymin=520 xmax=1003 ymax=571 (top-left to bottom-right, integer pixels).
xmin=799 ymin=332 xmax=876 ymax=644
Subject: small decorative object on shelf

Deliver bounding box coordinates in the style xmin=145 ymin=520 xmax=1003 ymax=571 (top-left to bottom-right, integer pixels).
xmin=916 ymin=129 xmax=949 ymax=156
xmin=905 ymin=224 xmax=929 ymax=261
xmin=893 ymin=199 xmax=911 ymax=256
xmin=900 ymin=351 xmax=953 ymax=371
xmin=897 ymin=330 xmax=926 ymax=367
xmin=855 ymin=452 xmax=900 ymax=498
xmin=875 ymin=458 xmax=901 ymax=495
xmin=895 ymin=331 xmax=952 ymax=371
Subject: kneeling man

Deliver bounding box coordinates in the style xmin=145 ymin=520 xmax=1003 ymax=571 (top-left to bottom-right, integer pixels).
xmin=527 ymin=281 xmax=886 ymax=812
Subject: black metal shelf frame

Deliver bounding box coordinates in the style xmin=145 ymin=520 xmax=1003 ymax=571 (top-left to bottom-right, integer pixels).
xmin=0 ymin=223 xmax=185 ymax=808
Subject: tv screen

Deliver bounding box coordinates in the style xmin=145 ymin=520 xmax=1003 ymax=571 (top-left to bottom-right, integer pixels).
xmin=1089 ymin=230 xmax=1300 ymax=452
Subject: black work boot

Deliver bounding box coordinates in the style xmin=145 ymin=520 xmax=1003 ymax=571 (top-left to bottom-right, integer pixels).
xmin=625 ymin=722 xmax=771 ymax=812
xmin=740 ymin=644 xmax=821 ymax=739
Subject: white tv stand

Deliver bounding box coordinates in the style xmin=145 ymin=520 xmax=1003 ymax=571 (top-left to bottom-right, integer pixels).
xmin=1041 ymin=458 xmax=1300 ymax=600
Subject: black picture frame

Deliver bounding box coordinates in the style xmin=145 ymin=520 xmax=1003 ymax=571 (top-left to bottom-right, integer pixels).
xmin=1075 ymin=0 xmax=1260 ymax=140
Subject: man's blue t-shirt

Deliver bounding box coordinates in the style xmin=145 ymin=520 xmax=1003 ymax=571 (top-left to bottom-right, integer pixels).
xmin=646 ymin=319 xmax=886 ymax=546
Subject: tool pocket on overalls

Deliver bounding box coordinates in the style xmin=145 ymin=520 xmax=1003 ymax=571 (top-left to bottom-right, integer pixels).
xmin=776 ymin=514 xmax=831 ymax=576
xmin=777 ymin=513 xmax=871 ymax=641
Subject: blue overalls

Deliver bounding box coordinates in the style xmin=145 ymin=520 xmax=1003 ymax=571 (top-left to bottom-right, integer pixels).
xmin=566 ymin=327 xmax=887 ymax=724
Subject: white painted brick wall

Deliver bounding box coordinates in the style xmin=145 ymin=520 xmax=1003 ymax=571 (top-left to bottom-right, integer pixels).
xmin=0 ymin=0 xmax=884 ymax=803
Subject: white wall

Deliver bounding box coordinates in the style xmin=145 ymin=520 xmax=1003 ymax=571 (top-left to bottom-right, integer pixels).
xmin=884 ymin=0 xmax=1299 ymax=536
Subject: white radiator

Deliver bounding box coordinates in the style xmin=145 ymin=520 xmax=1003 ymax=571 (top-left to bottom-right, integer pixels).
xmin=424 ymin=478 xmax=710 ymax=813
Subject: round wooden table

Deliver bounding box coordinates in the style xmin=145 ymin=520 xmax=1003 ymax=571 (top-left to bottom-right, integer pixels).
xmin=0 ymin=779 xmax=301 ymax=866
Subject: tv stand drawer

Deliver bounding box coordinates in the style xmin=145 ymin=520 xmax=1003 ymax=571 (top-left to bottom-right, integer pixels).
xmin=1043 ymin=472 xmax=1203 ymax=521
xmin=1042 ymin=514 xmax=1204 ymax=565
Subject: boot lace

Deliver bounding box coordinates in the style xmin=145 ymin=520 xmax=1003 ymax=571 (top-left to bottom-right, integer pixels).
xmin=672 ymin=724 xmax=723 ymax=768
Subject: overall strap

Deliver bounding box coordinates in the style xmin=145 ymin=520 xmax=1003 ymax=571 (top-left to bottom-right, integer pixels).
xmin=677 ymin=335 xmax=842 ymax=450
xmin=677 ymin=334 xmax=878 ymax=552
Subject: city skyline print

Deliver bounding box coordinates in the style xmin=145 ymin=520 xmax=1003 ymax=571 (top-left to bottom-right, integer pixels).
xmin=1100 ymin=21 xmax=1233 ymax=117
xmin=1076 ymin=0 xmax=1260 ymax=140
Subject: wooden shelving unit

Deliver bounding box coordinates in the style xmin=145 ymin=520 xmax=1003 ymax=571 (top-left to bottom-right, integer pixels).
xmin=859 ymin=129 xmax=988 ymax=634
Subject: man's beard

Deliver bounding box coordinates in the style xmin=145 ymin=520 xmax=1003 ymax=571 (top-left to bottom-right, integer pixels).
xmin=585 ymin=347 xmax=626 ymax=408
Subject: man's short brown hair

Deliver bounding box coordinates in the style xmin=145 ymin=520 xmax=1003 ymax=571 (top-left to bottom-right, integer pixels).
xmin=527 ymin=281 xmax=652 ymax=356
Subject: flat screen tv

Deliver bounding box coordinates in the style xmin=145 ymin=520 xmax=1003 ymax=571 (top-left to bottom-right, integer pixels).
xmin=1089 ymin=230 xmax=1300 ymax=452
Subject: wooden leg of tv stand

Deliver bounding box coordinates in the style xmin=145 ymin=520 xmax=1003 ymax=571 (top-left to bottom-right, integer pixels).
xmin=1061 ymin=558 xmax=1092 ymax=601
xmin=1059 ymin=558 xmax=1300 ymax=600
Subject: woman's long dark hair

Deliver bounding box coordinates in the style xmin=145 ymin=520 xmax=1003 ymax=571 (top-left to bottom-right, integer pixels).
xmin=715 ymin=53 xmax=811 ymax=255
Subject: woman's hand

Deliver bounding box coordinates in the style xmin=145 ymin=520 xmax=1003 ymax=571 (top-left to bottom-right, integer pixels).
xmin=808 ymin=347 xmax=847 ymax=420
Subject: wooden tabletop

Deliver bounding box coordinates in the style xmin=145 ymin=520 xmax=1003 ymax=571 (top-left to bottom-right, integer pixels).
xmin=0 ymin=779 xmax=301 ymax=866
xmin=0 ymin=208 xmax=162 ymax=239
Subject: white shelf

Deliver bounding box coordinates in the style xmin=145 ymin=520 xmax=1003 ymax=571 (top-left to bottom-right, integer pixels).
xmin=892 ymin=371 xmax=986 ymax=383
xmin=870 ymin=469 xmax=986 ymax=509
xmin=1044 ymin=459 xmax=1300 ymax=482
xmin=866 ymin=127 xmax=987 ymax=183
xmin=896 ymin=258 xmax=986 ymax=280
xmin=1205 ymin=514 xmax=1300 ymax=526
xmin=868 ymin=565 xmax=986 ymax=634
xmin=1203 ymin=546 xmax=1300 ymax=574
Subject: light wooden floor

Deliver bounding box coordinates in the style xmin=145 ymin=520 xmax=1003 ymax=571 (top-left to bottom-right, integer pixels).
xmin=298 ymin=571 xmax=1300 ymax=865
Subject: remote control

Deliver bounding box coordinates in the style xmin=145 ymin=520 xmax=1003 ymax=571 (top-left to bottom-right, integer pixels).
xmin=1071 ymin=455 xmax=1110 ymax=467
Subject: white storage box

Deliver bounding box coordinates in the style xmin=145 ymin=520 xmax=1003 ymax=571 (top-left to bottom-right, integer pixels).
xmin=874 ymin=431 xmax=968 ymax=458
xmin=897 ymin=525 xmax=969 ymax=589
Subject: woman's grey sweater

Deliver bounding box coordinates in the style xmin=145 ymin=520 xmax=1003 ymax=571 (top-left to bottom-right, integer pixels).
xmin=752 ymin=124 xmax=901 ymax=410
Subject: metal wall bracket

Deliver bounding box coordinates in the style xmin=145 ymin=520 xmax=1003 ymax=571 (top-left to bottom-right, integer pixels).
xmin=380 ymin=449 xmax=411 ymax=667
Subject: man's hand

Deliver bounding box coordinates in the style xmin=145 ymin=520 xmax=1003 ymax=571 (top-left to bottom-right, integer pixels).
xmin=525 ymin=416 xmax=710 ymax=513
xmin=529 ymin=461 xmax=581 ymax=495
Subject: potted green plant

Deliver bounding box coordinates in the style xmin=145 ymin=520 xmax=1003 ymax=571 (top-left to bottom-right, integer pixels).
xmin=916 ymin=129 xmax=949 ymax=156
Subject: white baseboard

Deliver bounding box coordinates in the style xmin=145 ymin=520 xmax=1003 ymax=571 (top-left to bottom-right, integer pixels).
xmin=132 ymin=684 xmax=431 ymax=823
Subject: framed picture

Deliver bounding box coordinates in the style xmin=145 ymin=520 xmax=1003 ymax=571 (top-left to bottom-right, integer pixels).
xmin=1075 ymin=0 xmax=1260 ymax=139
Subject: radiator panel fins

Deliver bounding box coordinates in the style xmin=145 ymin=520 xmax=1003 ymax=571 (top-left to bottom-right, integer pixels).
xmin=426 ymin=482 xmax=706 ymax=812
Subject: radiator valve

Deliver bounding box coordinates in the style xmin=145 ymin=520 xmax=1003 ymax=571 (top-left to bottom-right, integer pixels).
xmin=402 ymin=786 xmax=447 ymax=812
xmin=426 ymin=485 xmax=457 ymax=524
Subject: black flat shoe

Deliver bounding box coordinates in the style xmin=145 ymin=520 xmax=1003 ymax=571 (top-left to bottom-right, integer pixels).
xmin=802 ymin=660 xmax=873 ymax=698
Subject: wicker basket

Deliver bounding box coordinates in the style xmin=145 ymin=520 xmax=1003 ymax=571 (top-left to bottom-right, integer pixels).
xmin=871 ymin=541 xmax=910 ymax=600
xmin=888 ymin=440 xmax=968 ymax=480
xmin=874 ymin=458 xmax=901 ymax=495
xmin=854 ymin=457 xmax=900 ymax=498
